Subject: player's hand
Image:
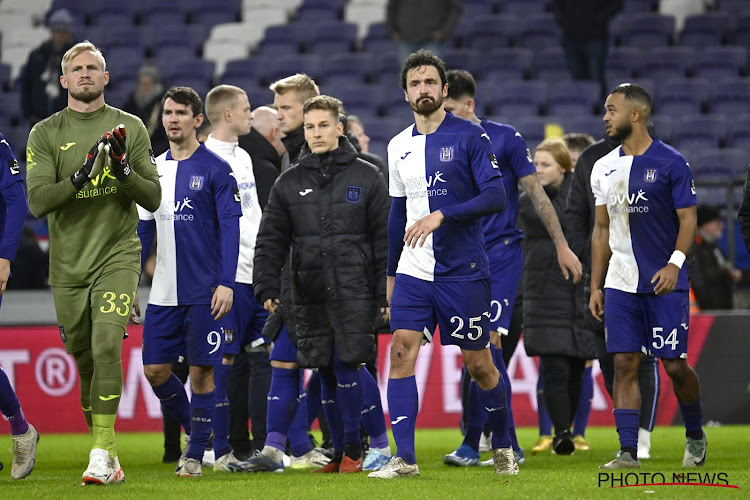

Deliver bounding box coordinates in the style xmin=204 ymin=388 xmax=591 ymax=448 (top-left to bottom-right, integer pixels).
xmin=386 ymin=276 xmax=395 ymax=305
xmin=129 ymin=293 xmax=141 ymax=324
xmin=651 ymin=264 xmax=679 ymax=295
xmin=0 ymin=258 xmax=10 ymax=295
xmin=211 ymin=285 xmax=234 ymax=320
xmin=106 ymin=125 xmax=132 ymax=181
xmin=264 ymin=298 xmax=280 ymax=315
xmin=557 ymin=244 xmax=582 ymax=283
xmin=404 ymin=210 xmax=444 ymax=249
xmin=589 ymin=288 xmax=604 ymax=322
xmin=381 ymin=306 xmax=390 ymax=323
xmin=70 ymin=139 xmax=106 ymax=190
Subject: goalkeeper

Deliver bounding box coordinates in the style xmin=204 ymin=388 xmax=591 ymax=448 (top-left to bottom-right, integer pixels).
xmin=25 ymin=41 xmax=161 ymax=486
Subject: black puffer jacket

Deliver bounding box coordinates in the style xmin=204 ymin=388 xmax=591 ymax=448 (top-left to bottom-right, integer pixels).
xmin=253 ymin=136 xmax=390 ymax=368
xmin=519 ymin=174 xmax=596 ymax=359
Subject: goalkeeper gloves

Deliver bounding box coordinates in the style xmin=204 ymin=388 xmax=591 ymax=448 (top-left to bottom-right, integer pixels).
xmin=105 ymin=124 xmax=132 ymax=181
xmin=70 ymin=139 xmax=108 ymax=190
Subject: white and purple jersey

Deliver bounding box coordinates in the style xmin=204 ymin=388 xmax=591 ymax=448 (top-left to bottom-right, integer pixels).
xmin=388 ymin=112 xmax=502 ymax=281
xmin=138 ymin=143 xmax=242 ymax=306
xmin=480 ymin=119 xmax=536 ymax=253
xmin=591 ymin=139 xmax=697 ymax=294
xmin=205 ymin=135 xmax=262 ymax=285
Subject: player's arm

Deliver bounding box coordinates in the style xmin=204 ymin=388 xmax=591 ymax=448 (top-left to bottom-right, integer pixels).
xmin=387 ymin=196 xmax=407 ymax=304
xmin=105 ymin=123 xmax=161 ymax=212
xmin=519 ymin=172 xmax=582 ymax=283
xmin=651 ymin=205 xmax=696 ymax=295
xmin=0 ymin=139 xmax=28 ymax=294
xmin=589 ymin=204 xmax=611 ymax=321
xmin=368 ymin=171 xmax=391 ymax=308
xmin=563 ymin=154 xmax=593 ymax=260
xmin=211 ymin=167 xmax=242 ymax=320
xmin=253 ymin=179 xmax=293 ymax=314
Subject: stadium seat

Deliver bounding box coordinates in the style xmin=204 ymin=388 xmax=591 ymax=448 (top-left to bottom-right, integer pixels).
xmin=84 ymin=26 xmax=141 ymax=52
xmin=611 ymin=12 xmax=676 ymax=48
xmin=369 ymin=49 xmax=400 ymax=83
xmin=546 ymin=81 xmax=601 ymax=117
xmin=344 ymin=3 xmax=386 ymax=39
xmin=530 ymin=47 xmax=571 ymax=82
xmin=260 ymin=54 xmax=322 ymax=85
xmin=638 ymin=47 xmax=693 ymax=81
xmin=294 ymin=4 xmax=340 ymax=23
xmin=707 ymin=78 xmax=750 ymax=115
xmin=139 ymin=6 xmax=188 ymax=26
xmin=514 ymin=14 xmax=562 ymax=52
xmin=622 ymin=0 xmax=659 ymax=12
xmin=605 ymin=46 xmax=640 ymax=82
xmin=194 ymin=8 xmax=239 ymax=27
xmin=678 ymin=12 xmax=730 ymax=48
xmin=321 ymin=52 xmax=373 ymax=83
xmin=728 ymin=12 xmax=750 ymax=46
xmin=693 ymin=46 xmax=748 ymax=81
xmin=670 ymin=113 xmax=726 ymax=151
xmin=480 ymin=48 xmax=533 ymax=82
xmin=241 ymin=6 xmax=288 ymax=33
xmin=726 ymin=114 xmax=750 ymax=150
xmin=693 ymin=148 xmax=748 ymax=179
xmin=88 ymin=11 xmax=137 ymax=27
xmin=2 ymin=125 xmax=30 ymax=159
xmin=442 ymin=49 xmax=483 ymax=77
xmin=463 ymin=16 xmax=516 ymax=52
xmin=105 ymin=49 xmax=145 ymax=83
xmin=203 ymin=40 xmax=250 ymax=78
xmin=0 ymin=63 xmax=12 ymax=91
xmin=501 ymin=0 xmax=549 ymax=17
xmin=303 ymin=21 xmax=357 ymax=53
xmin=510 ymin=116 xmax=554 ymax=151
xmin=654 ymin=78 xmax=708 ymax=118
xmin=649 ymin=114 xmax=673 ymax=144
xmin=486 ymin=81 xmax=547 ymax=117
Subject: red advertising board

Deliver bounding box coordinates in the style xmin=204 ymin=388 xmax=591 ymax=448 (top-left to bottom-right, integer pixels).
xmin=0 ymin=318 xmax=713 ymax=434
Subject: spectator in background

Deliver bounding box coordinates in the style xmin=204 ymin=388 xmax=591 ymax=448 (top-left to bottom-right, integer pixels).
xmin=123 ymin=65 xmax=169 ymax=156
xmin=340 ymin=114 xmax=388 ymax=184
xmin=239 ymin=106 xmax=283 ymax=209
xmin=692 ymin=204 xmax=748 ymax=310
xmin=20 ymin=9 xmax=75 ymax=125
xmin=552 ymin=0 xmax=623 ymax=97
xmin=346 ymin=115 xmax=370 ymax=153
xmin=519 ymin=138 xmax=595 ymax=456
xmin=562 ymin=132 xmax=595 ymax=166
xmin=386 ymin=0 xmax=462 ymax=62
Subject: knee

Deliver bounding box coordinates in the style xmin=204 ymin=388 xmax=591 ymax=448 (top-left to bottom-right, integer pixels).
xmin=661 ymin=359 xmax=685 ymax=382
xmin=389 ymin=341 xmax=417 ymax=371
xmin=613 ymin=354 xmax=640 ymax=380
xmin=465 ymin=358 xmax=498 ymax=388
xmin=144 ymin=364 xmax=170 ymax=386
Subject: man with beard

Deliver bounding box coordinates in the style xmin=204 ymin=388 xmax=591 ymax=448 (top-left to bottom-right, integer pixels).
xmin=138 ymin=87 xmax=241 ymax=478
xmin=368 ymin=50 xmax=515 ymax=479
xmin=590 ymin=84 xmax=705 ymax=469
xmin=25 ymin=41 xmax=161 ymax=484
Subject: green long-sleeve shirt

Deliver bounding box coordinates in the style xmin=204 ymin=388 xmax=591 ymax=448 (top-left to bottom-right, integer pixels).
xmin=26 ymin=104 xmax=161 ymax=287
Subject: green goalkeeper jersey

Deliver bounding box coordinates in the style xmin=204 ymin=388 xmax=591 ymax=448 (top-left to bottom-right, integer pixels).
xmin=26 ymin=105 xmax=161 ymax=287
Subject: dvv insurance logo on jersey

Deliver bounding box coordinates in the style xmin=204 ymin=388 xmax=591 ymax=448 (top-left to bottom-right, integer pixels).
xmin=597 ymin=471 xmax=739 ymax=490
xmin=158 ymin=197 xmax=195 ymax=221
xmin=405 ymin=171 xmax=447 ymax=199
xmin=610 ymin=189 xmax=649 ymax=214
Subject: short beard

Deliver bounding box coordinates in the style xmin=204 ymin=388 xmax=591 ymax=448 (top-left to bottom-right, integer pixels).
xmin=410 ymin=94 xmax=443 ymax=116
xmin=69 ymin=87 xmax=103 ymax=104
xmin=608 ymin=121 xmax=632 ymax=143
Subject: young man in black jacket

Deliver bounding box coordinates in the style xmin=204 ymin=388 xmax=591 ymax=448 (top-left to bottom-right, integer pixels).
xmin=232 ymin=96 xmax=390 ymax=474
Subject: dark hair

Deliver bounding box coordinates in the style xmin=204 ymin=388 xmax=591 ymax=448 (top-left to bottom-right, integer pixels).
xmin=609 ymin=83 xmax=652 ymax=117
xmin=446 ymin=69 xmax=476 ymax=100
xmin=162 ymin=86 xmax=203 ymax=118
xmin=400 ymin=49 xmax=447 ymax=90
xmin=302 ymin=95 xmax=342 ymax=119
xmin=562 ymin=132 xmax=595 ymax=152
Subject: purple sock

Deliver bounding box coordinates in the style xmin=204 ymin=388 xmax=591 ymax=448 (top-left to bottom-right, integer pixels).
xmin=476 ymin=380 xmax=511 ymax=449
xmin=537 ymin=369 xmax=552 ymax=436
xmin=152 ymin=373 xmax=192 ymax=435
xmin=333 ymin=364 xmax=363 ymax=449
xmin=289 ymin=384 xmax=313 ymax=457
xmin=573 ymin=365 xmax=593 ymax=437
xmin=319 ymin=370 xmax=344 ymax=454
xmin=266 ymin=367 xmax=300 ymax=442
xmin=461 ymin=381 xmax=485 ymax=451
xmin=187 ymin=390 xmax=215 ymax=460
xmin=266 ymin=431 xmax=287 ymax=452
xmin=678 ymin=399 xmax=704 ymax=440
xmin=305 ymin=372 xmax=322 ymax=429
xmin=212 ymin=363 xmax=232 ymax=458
xmin=614 ymin=408 xmax=640 ymax=458
xmin=360 ymin=368 xmax=387 ymax=445
xmin=0 ymin=368 xmax=27 ymax=435
xmin=387 ymin=376 xmax=418 ymax=464
xmin=493 ymin=346 xmax=520 ymax=451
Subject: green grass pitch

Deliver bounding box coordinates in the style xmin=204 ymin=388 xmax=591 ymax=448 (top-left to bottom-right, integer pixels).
xmin=1 ymin=426 xmax=747 ymax=499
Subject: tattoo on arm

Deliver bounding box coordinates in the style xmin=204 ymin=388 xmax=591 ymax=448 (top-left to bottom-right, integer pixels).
xmin=521 ymin=176 xmax=567 ymax=247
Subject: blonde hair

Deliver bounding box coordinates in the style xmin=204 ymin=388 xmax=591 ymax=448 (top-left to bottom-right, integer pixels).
xmin=205 ymin=84 xmax=247 ymax=124
xmin=534 ymin=137 xmax=573 ymax=173
xmin=269 ymin=74 xmax=320 ymax=104
xmin=61 ymin=41 xmax=106 ymax=74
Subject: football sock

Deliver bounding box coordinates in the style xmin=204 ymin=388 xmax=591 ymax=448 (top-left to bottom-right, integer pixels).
xmin=212 ymin=363 xmax=232 ymax=458
xmin=573 ymin=365 xmax=593 ymax=437
xmin=476 ymin=380 xmax=511 ymax=449
xmin=493 ymin=345 xmax=520 ymax=451
xmin=187 ymin=390 xmax=215 ymax=461
xmin=267 ymin=368 xmax=299 ymax=438
xmin=0 ymin=368 xmax=28 ymax=435
xmin=333 ymin=362 xmax=363 ymax=458
xmin=537 ymin=368 xmax=553 ymax=436
xmin=73 ymin=350 xmax=94 ymax=432
xmin=152 ymin=373 xmax=192 ymax=435
xmin=387 ymin=376 xmax=418 ymax=464
xmin=289 ymin=379 xmax=313 ymax=457
xmin=319 ymin=369 xmax=344 ymax=454
xmin=614 ymin=408 xmax=640 ymax=458
xmin=678 ymin=399 xmax=704 ymax=440
xmin=462 ymin=381 xmax=484 ymax=451
xmin=305 ymin=371 xmax=322 ymax=429
xmin=359 ymin=368 xmax=387 ymax=447
xmin=91 ymin=360 xmax=122 ymax=458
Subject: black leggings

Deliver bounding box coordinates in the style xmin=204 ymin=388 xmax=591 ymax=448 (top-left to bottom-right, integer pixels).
xmin=540 ymin=355 xmax=586 ymax=435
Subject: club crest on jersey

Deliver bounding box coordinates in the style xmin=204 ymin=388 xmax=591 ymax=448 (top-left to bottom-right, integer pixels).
xmin=644 ymin=169 xmax=657 ymax=182
xmin=189 ymin=175 xmax=204 ymax=190
xmin=8 ymin=158 xmax=20 ymax=175
xmin=224 ymin=328 xmax=235 ymax=344
xmin=149 ymin=148 xmax=156 ymax=165
xmin=440 ymin=146 xmax=454 ymax=162
xmin=346 ymin=185 xmax=361 ymax=203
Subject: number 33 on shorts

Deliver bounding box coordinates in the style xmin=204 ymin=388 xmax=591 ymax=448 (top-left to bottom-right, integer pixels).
xmin=99 ymin=291 xmax=134 ymax=317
